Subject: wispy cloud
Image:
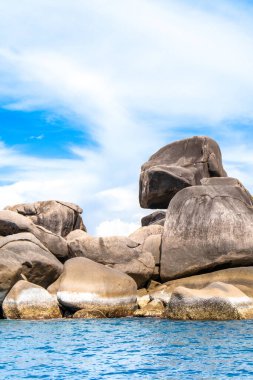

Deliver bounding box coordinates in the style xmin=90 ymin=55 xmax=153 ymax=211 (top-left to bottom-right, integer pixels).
xmin=0 ymin=0 xmax=253 ymax=234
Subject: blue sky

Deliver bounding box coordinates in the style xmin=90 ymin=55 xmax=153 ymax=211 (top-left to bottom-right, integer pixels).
xmin=1 ymin=0 xmax=253 ymax=234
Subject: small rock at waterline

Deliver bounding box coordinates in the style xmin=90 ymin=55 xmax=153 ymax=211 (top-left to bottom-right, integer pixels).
xmin=3 ymin=280 xmax=61 ymax=320
xmin=166 ymin=282 xmax=253 ymax=320
xmin=134 ymin=300 xmax=165 ymax=317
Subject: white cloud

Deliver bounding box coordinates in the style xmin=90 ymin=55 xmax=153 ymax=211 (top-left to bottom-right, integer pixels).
xmin=95 ymin=219 xmax=140 ymax=237
xmin=0 ymin=0 xmax=253 ymax=234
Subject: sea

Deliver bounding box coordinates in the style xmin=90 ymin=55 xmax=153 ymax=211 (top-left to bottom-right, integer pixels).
xmin=0 ymin=318 xmax=253 ymax=379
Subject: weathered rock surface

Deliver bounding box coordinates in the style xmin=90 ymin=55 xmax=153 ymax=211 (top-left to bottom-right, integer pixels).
xmin=137 ymin=293 xmax=150 ymax=309
xmin=3 ymin=280 xmax=61 ymax=319
xmin=139 ymin=136 xmax=227 ymax=209
xmin=129 ymin=225 xmax=163 ymax=245
xmin=161 ymin=185 xmax=253 ymax=281
xmin=67 ymin=234 xmax=155 ymax=288
xmin=52 ymin=257 xmax=137 ymax=316
xmin=200 ymin=177 xmax=253 ymax=203
xmin=129 ymin=225 xmax=162 ymax=281
xmin=73 ymin=309 xmax=106 ymax=318
xmin=0 ymin=233 xmax=63 ymax=302
xmin=141 ymin=211 xmax=166 ymax=227
xmin=5 ymin=200 xmax=86 ymax=237
xmin=73 ymin=305 xmax=133 ymax=318
xmin=0 ymin=256 xmax=23 ymax=305
xmin=0 ymin=210 xmax=69 ymax=261
xmin=166 ymin=282 xmax=253 ymax=320
xmin=134 ymin=299 xmax=165 ymax=317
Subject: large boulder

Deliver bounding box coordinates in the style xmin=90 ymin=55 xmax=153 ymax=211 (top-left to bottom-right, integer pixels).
xmin=3 ymin=280 xmax=61 ymax=319
xmin=5 ymin=200 xmax=86 ymax=237
xmin=49 ymin=257 xmax=137 ymax=317
xmin=166 ymin=282 xmax=253 ymax=320
xmin=149 ymin=267 xmax=253 ymax=305
xmin=161 ymin=184 xmax=253 ymax=281
xmin=67 ymin=233 xmax=155 ymax=288
xmin=0 ymin=210 xmax=69 ymax=261
xmin=0 ymin=233 xmax=63 ymax=304
xmin=139 ymin=136 xmax=227 ymax=209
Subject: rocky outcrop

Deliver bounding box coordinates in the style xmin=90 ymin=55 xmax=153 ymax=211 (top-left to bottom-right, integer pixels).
xmin=0 ymin=210 xmax=69 ymax=261
xmin=139 ymin=136 xmax=227 ymax=209
xmin=166 ymin=282 xmax=253 ymax=320
xmin=3 ymin=280 xmax=61 ymax=319
xmin=49 ymin=257 xmax=137 ymax=317
xmin=0 ymin=233 xmax=63 ymax=302
xmin=5 ymin=200 xmax=86 ymax=237
xmin=141 ymin=211 xmax=166 ymax=227
xmin=161 ymin=184 xmax=253 ymax=281
xmin=67 ymin=234 xmax=155 ymax=288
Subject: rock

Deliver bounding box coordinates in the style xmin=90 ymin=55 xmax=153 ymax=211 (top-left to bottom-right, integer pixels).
xmin=67 ymin=234 xmax=155 ymax=288
xmin=73 ymin=309 xmax=106 ymax=318
xmin=5 ymin=200 xmax=86 ymax=237
xmin=0 ymin=210 xmax=69 ymax=261
xmin=129 ymin=225 xmax=163 ymax=245
xmin=147 ymin=280 xmax=162 ymax=291
xmin=54 ymin=257 xmax=137 ymax=316
xmin=200 ymin=177 xmax=253 ymax=203
xmin=161 ymin=184 xmax=253 ymax=281
xmin=137 ymin=288 xmax=148 ymax=297
xmin=149 ymin=287 xmax=171 ymax=305
xmin=0 ymin=257 xmax=23 ymax=305
xmin=163 ymin=267 xmax=253 ymax=298
xmin=144 ymin=235 xmax=161 ymax=278
xmin=141 ymin=211 xmax=166 ymax=227
xmin=166 ymin=282 xmax=253 ymax=320
xmin=73 ymin=305 xmax=132 ymax=318
xmin=66 ymin=229 xmax=88 ymax=241
xmin=139 ymin=136 xmax=227 ymax=209
xmin=137 ymin=294 xmax=150 ymax=309
xmin=0 ymin=233 xmax=63 ymax=301
xmin=3 ymin=280 xmax=61 ymax=319
xmin=129 ymin=226 xmax=162 ymax=281
xmin=134 ymin=300 xmax=165 ymax=317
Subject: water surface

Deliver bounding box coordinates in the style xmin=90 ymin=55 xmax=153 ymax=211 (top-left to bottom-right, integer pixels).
xmin=1 ymin=318 xmax=253 ymax=379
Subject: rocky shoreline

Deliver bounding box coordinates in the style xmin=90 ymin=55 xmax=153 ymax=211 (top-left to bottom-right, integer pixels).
xmin=1 ymin=135 xmax=253 ymax=320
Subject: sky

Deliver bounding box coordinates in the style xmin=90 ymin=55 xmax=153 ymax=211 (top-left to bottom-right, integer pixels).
xmin=0 ymin=0 xmax=253 ymax=235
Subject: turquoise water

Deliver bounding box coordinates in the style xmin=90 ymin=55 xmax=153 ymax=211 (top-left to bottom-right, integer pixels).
xmin=1 ymin=319 xmax=253 ymax=379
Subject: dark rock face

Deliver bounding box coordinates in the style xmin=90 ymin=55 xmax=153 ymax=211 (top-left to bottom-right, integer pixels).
xmin=141 ymin=211 xmax=166 ymax=227
xmin=5 ymin=200 xmax=86 ymax=237
xmin=139 ymin=136 xmax=227 ymax=209
xmin=0 ymin=232 xmax=63 ymax=304
xmin=161 ymin=184 xmax=253 ymax=281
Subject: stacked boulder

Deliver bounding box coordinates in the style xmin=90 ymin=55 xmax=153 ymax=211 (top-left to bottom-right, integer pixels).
xmin=138 ymin=135 xmax=253 ymax=320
